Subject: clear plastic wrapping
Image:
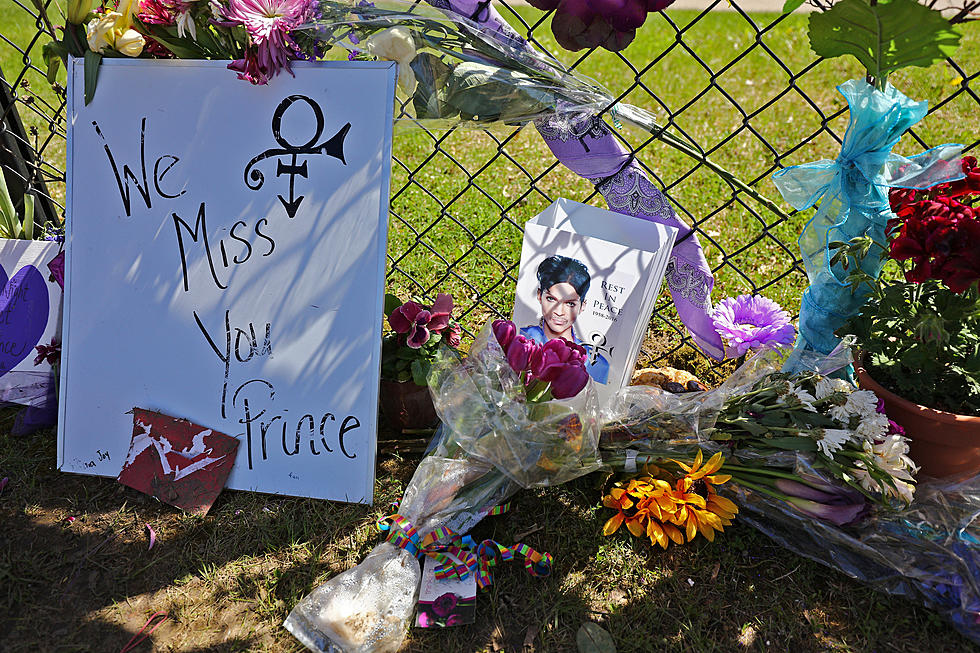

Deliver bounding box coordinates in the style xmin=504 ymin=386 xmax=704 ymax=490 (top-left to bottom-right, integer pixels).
xmin=302 ymin=0 xmax=613 ymax=130
xmin=285 ymin=322 xmax=603 ymax=651
xmin=733 ymin=475 xmax=980 ymax=644
xmin=429 ymin=325 xmax=603 ymax=488
xmin=599 ymin=340 xmax=980 ymax=644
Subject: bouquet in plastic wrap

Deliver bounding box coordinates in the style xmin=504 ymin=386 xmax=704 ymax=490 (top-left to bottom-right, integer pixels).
xmin=599 ymin=342 xmax=980 ymax=644
xmin=309 ymin=0 xmax=613 ymax=129
xmin=284 ymin=320 xmax=603 ymax=652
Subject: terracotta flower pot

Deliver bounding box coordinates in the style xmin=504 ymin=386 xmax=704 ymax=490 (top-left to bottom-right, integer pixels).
xmin=379 ymin=379 xmax=439 ymax=432
xmin=854 ymin=358 xmax=980 ymax=479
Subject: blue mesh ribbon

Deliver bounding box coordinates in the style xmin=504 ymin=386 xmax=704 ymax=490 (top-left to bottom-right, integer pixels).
xmin=772 ymin=79 xmax=965 ymax=372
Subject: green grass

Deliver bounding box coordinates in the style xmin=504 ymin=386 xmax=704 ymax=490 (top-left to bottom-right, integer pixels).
xmin=0 ymin=414 xmax=972 ymax=651
xmin=2 ymin=5 xmax=980 ymax=652
xmin=3 ymin=5 xmax=978 ymax=360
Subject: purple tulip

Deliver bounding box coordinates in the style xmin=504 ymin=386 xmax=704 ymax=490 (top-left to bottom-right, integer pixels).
xmin=784 ymin=496 xmax=868 ymax=527
xmin=774 ymin=479 xmax=845 ymax=504
xmin=492 ymin=319 xmax=517 ymax=351
xmin=506 ymin=336 xmax=538 ymax=373
xmin=529 ymin=339 xmax=587 ymax=382
xmin=549 ymin=363 xmax=590 ymax=399
xmin=773 ymin=477 xmax=868 ymax=526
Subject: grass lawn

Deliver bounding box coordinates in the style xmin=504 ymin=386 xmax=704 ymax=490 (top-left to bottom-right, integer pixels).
xmin=2 ymin=2 xmax=980 ymax=652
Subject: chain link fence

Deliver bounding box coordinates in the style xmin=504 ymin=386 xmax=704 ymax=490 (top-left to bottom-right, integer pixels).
xmin=2 ymin=1 xmax=977 ymax=379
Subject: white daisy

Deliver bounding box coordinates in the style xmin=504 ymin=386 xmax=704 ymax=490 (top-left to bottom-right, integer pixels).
xmin=816 ymin=428 xmax=851 ymax=456
xmin=843 ymin=390 xmax=880 ymax=419
xmin=855 ymin=411 xmax=891 ymax=442
xmin=828 ymin=404 xmax=851 ymax=424
xmin=814 ymin=377 xmax=850 ymax=400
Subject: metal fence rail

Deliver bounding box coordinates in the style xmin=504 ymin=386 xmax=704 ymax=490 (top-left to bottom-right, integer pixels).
xmin=2 ymin=1 xmax=977 ymax=378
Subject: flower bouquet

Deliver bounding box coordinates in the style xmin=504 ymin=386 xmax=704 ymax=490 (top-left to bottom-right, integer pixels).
xmin=834 ymin=156 xmax=980 ymax=475
xmin=598 ymin=343 xmax=980 ymax=644
xmin=601 ymin=341 xmax=916 ymax=535
xmin=285 ymin=320 xmax=602 ymax=652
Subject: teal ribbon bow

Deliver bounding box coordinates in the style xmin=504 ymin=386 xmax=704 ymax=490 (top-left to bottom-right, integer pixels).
xmin=772 ymin=79 xmax=964 ymax=372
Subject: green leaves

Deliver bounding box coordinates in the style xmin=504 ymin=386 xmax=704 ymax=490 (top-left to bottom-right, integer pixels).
xmin=447 ymin=62 xmax=553 ymax=123
xmin=409 ymin=56 xmax=556 ymax=124
xmin=384 ymin=293 xmax=403 ymax=318
xmin=0 ymin=168 xmax=35 ymax=240
xmin=808 ymin=0 xmax=960 ymax=84
xmin=411 ymin=53 xmax=455 ymax=120
xmin=83 ymin=50 xmax=102 ymax=105
xmin=781 ymin=0 xmax=807 ymax=14
xmin=840 ymin=258 xmax=980 ymax=416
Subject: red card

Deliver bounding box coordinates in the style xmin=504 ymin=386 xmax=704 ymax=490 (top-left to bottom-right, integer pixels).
xmin=117 ymin=408 xmax=239 ymax=515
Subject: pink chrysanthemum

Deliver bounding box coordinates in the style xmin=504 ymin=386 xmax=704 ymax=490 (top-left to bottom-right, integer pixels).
xmin=137 ymin=0 xmax=188 ymax=25
xmin=222 ymin=0 xmax=315 ymax=83
xmin=711 ymin=294 xmax=796 ymax=358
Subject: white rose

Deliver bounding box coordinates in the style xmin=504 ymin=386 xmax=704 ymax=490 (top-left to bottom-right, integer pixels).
xmin=362 ymin=27 xmax=418 ymax=94
xmin=86 ymin=12 xmax=120 ymax=53
xmin=115 ymin=28 xmax=145 ymax=57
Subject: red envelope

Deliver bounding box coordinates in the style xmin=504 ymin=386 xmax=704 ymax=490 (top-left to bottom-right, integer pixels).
xmin=117 ymin=408 xmax=239 ymax=515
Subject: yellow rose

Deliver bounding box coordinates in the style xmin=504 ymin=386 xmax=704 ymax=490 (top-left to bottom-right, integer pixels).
xmin=86 ymin=12 xmax=120 ymax=53
xmin=115 ymin=28 xmax=146 ymax=57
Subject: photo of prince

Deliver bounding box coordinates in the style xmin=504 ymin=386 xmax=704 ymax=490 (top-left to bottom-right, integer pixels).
xmin=520 ymin=255 xmax=610 ymax=384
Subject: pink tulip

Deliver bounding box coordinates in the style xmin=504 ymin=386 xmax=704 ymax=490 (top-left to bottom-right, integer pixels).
xmin=492 ymin=319 xmax=517 ymax=351
xmin=506 ymin=336 xmax=538 ymax=373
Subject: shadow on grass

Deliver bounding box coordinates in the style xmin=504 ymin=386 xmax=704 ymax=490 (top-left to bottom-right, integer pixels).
xmin=2 ymin=407 xmax=975 ymax=652
xmin=0 ymin=410 xmax=401 ymax=651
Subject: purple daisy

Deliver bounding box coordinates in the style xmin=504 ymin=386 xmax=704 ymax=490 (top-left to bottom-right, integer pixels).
xmin=711 ymin=294 xmax=796 ymax=358
xmin=222 ymin=0 xmax=316 ymax=83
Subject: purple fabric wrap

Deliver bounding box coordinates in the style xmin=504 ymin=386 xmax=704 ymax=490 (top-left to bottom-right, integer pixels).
xmin=425 ymin=0 xmax=725 ymax=359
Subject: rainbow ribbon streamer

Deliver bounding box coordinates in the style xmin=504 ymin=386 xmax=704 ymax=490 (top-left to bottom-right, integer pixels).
xmin=377 ymin=512 xmax=552 ymax=590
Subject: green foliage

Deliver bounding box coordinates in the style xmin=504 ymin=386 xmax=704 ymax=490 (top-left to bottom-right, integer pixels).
xmin=0 ymin=168 xmax=35 ymax=240
xmin=410 ymin=54 xmax=558 ymax=123
xmin=835 ymin=239 xmax=980 ymax=416
xmin=411 ymin=52 xmax=455 ymax=120
xmin=380 ymin=295 xmax=460 ymax=387
xmin=808 ymin=0 xmax=961 ymax=88
xmin=781 ymin=0 xmax=807 ymax=13
xmin=83 ymin=50 xmax=101 ymax=106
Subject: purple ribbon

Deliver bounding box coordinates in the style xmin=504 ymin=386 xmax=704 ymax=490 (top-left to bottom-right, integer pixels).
xmin=424 ymin=0 xmax=725 ymax=359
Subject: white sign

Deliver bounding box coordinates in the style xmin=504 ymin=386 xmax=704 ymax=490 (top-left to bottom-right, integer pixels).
xmin=60 ymin=59 xmax=396 ymax=503
xmin=0 ymin=239 xmax=62 ymax=407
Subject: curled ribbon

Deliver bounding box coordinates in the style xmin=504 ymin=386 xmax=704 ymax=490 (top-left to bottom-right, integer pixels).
xmin=377 ymin=511 xmax=552 ymax=590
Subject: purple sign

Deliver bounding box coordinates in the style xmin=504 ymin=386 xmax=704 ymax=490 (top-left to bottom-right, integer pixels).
xmin=0 ymin=263 xmax=49 ymax=378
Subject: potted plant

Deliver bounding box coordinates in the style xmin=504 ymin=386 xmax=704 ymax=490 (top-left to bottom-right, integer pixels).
xmin=379 ymin=292 xmax=462 ymax=432
xmin=835 ymin=156 xmax=980 ymax=477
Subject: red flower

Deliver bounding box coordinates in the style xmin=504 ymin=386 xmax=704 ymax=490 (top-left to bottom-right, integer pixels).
xmin=388 ymin=293 xmax=454 ymax=349
xmin=447 ymin=322 xmax=462 ymax=349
